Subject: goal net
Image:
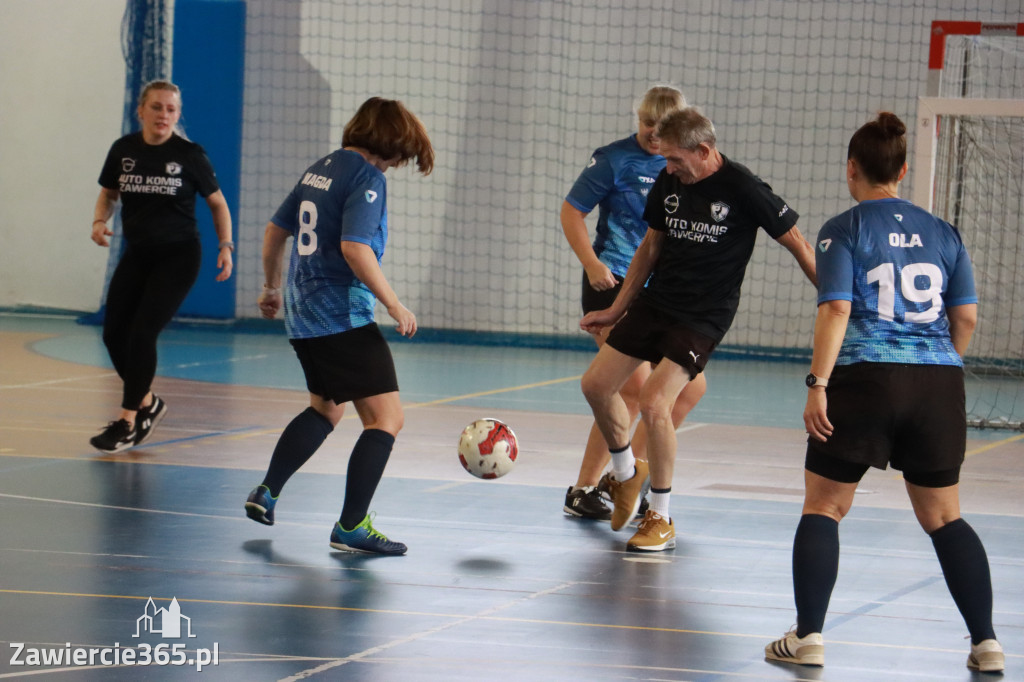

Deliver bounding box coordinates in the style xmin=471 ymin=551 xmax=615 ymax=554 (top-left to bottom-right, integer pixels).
xmin=915 ymin=23 xmax=1024 ymax=430
xmin=226 ymin=3 xmax=1024 ymax=365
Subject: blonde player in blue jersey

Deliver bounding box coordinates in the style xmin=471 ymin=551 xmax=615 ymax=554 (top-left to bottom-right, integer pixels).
xmin=561 ymin=86 xmax=707 ymax=520
xmin=244 ymin=97 xmax=433 ymax=556
xmin=765 ymin=113 xmax=1003 ymax=672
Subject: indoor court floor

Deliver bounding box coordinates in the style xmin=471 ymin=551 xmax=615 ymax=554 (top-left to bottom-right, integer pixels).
xmin=0 ymin=311 xmax=1021 ymax=681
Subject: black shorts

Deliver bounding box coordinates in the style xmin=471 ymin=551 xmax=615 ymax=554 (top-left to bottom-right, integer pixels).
xmin=581 ymin=271 xmax=622 ymax=314
xmin=805 ymin=363 xmax=965 ymax=488
xmin=289 ymin=323 xmax=399 ymax=404
xmin=605 ymin=298 xmax=717 ymax=380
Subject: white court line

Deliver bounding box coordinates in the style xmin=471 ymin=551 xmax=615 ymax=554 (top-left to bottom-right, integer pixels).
xmin=0 ymin=372 xmax=120 ymax=390
xmin=422 ymin=480 xmax=470 ymax=494
xmin=0 ymin=654 xmax=337 ymax=679
xmin=277 ymin=581 xmax=579 ymax=681
xmin=0 ymin=493 xmax=253 ymax=523
xmin=0 ymin=354 xmax=271 ymax=391
xmin=161 ymin=353 xmax=271 ymax=369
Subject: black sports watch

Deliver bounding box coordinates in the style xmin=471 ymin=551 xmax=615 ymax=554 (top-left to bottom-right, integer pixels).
xmin=805 ymin=373 xmax=828 ymax=388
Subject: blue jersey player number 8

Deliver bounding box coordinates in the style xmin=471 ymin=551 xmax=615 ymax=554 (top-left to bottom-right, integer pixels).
xmin=297 ymin=200 xmax=319 ymax=256
xmin=269 ymin=153 xmax=390 ymax=339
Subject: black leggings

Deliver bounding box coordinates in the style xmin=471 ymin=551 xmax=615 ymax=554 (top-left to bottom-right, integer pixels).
xmin=102 ymin=240 xmax=201 ymax=410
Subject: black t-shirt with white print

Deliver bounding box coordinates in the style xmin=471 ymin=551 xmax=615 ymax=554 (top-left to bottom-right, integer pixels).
xmin=641 ymin=155 xmax=799 ymax=341
xmin=99 ymin=132 xmax=220 ymax=249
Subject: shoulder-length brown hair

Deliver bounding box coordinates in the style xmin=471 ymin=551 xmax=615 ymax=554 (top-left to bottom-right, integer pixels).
xmin=342 ymin=97 xmax=434 ymax=175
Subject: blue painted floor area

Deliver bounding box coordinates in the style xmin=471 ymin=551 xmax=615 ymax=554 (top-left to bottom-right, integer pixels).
xmin=14 ymin=312 xmax=1020 ymax=436
xmin=19 ymin=313 xmax=815 ymax=427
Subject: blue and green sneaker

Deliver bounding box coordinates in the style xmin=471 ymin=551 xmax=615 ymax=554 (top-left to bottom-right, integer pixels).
xmin=329 ymin=513 xmax=406 ymax=555
xmin=245 ymin=485 xmax=277 ymax=525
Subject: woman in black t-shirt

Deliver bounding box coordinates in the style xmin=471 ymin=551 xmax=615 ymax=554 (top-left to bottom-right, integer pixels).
xmin=89 ymin=80 xmax=234 ymax=453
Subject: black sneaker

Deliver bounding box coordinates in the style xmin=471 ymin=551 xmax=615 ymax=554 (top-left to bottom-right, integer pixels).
xmin=597 ymin=472 xmax=650 ymax=519
xmin=90 ymin=419 xmax=137 ymax=453
xmin=563 ymin=486 xmax=611 ymax=520
xmin=637 ymin=495 xmax=650 ymax=517
xmin=135 ymin=395 xmax=167 ymax=446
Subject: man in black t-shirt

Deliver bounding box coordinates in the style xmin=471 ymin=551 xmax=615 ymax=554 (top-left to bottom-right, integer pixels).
xmin=580 ymin=107 xmax=818 ymax=551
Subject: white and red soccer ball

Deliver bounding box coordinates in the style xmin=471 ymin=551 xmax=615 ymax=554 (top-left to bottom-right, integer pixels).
xmin=458 ymin=418 xmax=518 ymax=479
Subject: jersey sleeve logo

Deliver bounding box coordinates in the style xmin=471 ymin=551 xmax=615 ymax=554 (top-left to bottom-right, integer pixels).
xmin=121 ymin=158 xmax=136 ymax=172
xmin=710 ymin=201 xmax=730 ymax=222
xmin=587 ymin=157 xmax=597 ymax=168
xmin=818 ymin=238 xmax=832 ymax=252
xmin=365 ymin=189 xmax=378 ymax=203
xmin=165 ymin=162 xmax=182 ymax=176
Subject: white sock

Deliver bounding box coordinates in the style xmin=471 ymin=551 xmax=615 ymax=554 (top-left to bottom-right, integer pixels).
xmin=610 ymin=445 xmax=635 ymax=482
xmin=648 ymin=491 xmax=671 ymax=517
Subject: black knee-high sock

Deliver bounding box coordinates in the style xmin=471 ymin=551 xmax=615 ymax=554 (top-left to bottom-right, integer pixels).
xmin=339 ymin=429 xmax=395 ymax=530
xmin=793 ymin=514 xmax=840 ymax=637
xmin=261 ymin=407 xmax=334 ymax=497
xmin=929 ymin=518 xmax=996 ymax=644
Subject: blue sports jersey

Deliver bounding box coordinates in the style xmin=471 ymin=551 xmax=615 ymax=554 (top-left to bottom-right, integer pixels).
xmin=565 ymin=135 xmax=663 ymax=278
xmin=815 ymin=198 xmax=976 ymax=366
xmin=271 ymin=149 xmax=388 ymax=339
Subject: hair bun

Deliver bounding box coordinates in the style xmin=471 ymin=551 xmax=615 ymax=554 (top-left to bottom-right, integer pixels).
xmin=877 ymin=112 xmax=907 ymax=137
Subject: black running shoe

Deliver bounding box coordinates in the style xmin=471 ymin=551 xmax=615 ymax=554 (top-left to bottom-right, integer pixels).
xmin=134 ymin=395 xmax=167 ymax=446
xmin=90 ymin=419 xmax=137 ymax=453
xmin=563 ymin=486 xmax=611 ymax=520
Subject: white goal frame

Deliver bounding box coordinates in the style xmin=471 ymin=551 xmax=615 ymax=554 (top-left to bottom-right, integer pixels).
xmin=916 ymin=21 xmax=1024 ymax=430
xmin=915 ymin=20 xmax=1024 ymax=211
xmin=912 ymin=97 xmax=1024 ymax=211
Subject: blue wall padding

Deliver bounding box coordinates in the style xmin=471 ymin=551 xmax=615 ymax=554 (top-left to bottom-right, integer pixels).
xmin=172 ymin=0 xmax=245 ymax=318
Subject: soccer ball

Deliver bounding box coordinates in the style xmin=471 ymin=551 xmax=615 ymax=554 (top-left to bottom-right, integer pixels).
xmin=458 ymin=418 xmax=518 ymax=479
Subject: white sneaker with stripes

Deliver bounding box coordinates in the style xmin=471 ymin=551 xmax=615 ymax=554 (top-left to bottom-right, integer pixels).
xmin=765 ymin=628 xmax=824 ymax=666
xmin=967 ymin=639 xmax=1004 ymax=672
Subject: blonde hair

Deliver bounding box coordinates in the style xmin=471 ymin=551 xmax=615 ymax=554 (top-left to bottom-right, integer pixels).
xmin=342 ymin=97 xmax=434 ymax=175
xmin=137 ymin=79 xmax=185 ymax=138
xmin=636 ymin=85 xmax=687 ymax=124
xmin=138 ymin=79 xmax=181 ymax=108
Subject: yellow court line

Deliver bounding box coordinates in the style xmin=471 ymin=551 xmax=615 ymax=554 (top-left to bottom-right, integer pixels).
xmin=0 ymin=587 xmax=735 ymax=635
xmin=0 ymin=374 xmax=587 ymax=448
xmin=966 ymin=431 xmax=1024 ymax=458
xmin=404 ymin=374 xmax=582 ymax=409
xmin=0 ymin=588 xmax=1004 ymax=658
xmin=198 ymin=373 xmax=585 ymax=435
